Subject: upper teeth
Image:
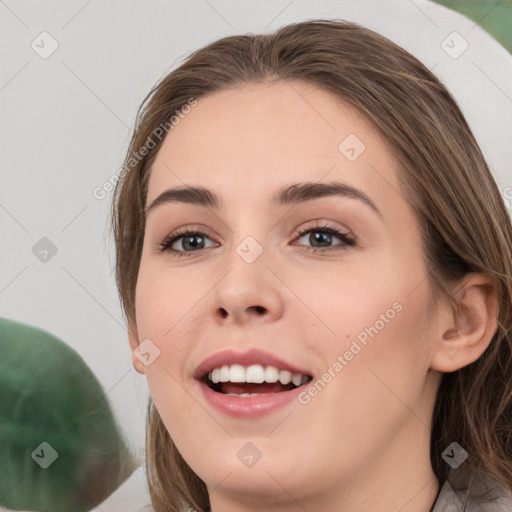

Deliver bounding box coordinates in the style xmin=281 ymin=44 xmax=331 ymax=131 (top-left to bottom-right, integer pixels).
xmin=208 ymin=364 xmax=308 ymax=387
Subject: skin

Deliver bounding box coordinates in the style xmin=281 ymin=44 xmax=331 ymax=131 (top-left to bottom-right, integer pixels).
xmin=128 ymin=80 xmax=498 ymax=512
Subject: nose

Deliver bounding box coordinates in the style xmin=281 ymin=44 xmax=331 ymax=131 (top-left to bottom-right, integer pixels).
xmin=218 ymin=303 xmax=269 ymax=322
xmin=209 ymin=243 xmax=284 ymax=326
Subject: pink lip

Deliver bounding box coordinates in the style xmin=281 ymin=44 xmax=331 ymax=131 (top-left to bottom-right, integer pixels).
xmin=193 ymin=348 xmax=312 ymax=419
xmin=193 ymin=348 xmax=310 ymax=380
xmin=196 ymin=381 xmax=305 ymax=418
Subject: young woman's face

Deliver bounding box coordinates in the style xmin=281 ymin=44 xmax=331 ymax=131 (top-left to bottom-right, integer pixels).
xmin=132 ymin=80 xmax=442 ymax=509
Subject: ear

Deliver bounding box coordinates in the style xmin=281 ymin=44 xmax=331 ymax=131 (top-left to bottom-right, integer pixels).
xmin=430 ymin=273 xmax=499 ymax=373
xmin=128 ymin=321 xmax=146 ymax=375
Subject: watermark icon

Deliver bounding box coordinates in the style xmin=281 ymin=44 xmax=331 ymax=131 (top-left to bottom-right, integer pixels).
xmin=31 ymin=31 xmax=59 ymax=59
xmin=32 ymin=237 xmax=58 ymax=263
xmin=92 ymin=97 xmax=197 ymax=200
xmin=298 ymin=301 xmax=403 ymax=405
xmin=441 ymin=31 xmax=469 ymax=59
xmin=134 ymin=338 xmax=161 ymax=366
xmin=236 ymin=236 xmax=263 ymax=263
xmin=338 ymin=133 xmax=366 ymax=162
xmin=32 ymin=442 xmax=58 ymax=469
xmin=441 ymin=441 xmax=468 ymax=469
xmin=237 ymin=442 xmax=262 ymax=468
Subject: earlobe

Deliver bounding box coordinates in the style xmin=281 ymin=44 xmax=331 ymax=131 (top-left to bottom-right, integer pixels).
xmin=128 ymin=322 xmax=146 ymax=375
xmin=430 ymin=274 xmax=499 ymax=373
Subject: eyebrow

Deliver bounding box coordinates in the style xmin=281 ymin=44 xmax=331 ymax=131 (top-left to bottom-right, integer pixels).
xmin=145 ymin=181 xmax=382 ymax=218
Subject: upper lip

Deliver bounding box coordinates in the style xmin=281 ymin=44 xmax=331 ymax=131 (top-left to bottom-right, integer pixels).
xmin=194 ymin=348 xmax=312 ymax=380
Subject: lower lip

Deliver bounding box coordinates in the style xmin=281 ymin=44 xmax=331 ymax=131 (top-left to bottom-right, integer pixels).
xmin=197 ymin=381 xmax=304 ymax=418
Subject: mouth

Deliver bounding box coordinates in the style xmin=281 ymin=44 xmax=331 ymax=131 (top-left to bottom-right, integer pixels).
xmin=194 ymin=349 xmax=314 ymax=417
xmin=201 ymin=364 xmax=313 ymax=397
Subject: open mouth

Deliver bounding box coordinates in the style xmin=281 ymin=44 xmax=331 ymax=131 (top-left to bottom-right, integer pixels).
xmin=202 ymin=364 xmax=313 ymax=397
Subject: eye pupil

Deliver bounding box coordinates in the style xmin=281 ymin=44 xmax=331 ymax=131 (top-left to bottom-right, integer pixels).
xmin=182 ymin=234 xmax=204 ymax=250
xmin=311 ymin=231 xmax=332 ymax=247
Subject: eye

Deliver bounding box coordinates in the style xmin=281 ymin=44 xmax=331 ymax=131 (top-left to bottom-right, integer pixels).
xmin=157 ymin=227 xmax=217 ymax=257
xmin=293 ymin=223 xmax=356 ymax=252
xmin=156 ymin=223 xmax=356 ymax=258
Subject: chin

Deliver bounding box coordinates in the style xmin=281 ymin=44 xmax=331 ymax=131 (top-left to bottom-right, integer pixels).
xmin=205 ymin=466 xmax=300 ymax=501
xmin=194 ymin=451 xmax=306 ymax=497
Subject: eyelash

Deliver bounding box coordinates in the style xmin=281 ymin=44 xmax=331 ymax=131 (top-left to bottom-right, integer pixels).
xmin=156 ymin=223 xmax=356 ymax=258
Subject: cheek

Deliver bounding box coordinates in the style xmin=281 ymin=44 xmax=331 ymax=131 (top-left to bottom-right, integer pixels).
xmin=321 ymin=245 xmax=430 ymax=349
xmin=309 ymin=266 xmax=404 ymax=347
xmin=304 ymin=295 xmax=433 ymax=472
xmin=314 ymin=263 xmax=432 ymax=401
xmin=134 ymin=265 xmax=208 ymax=414
xmin=134 ymin=263 xmax=202 ymax=355
xmin=324 ymin=283 xmax=432 ymax=419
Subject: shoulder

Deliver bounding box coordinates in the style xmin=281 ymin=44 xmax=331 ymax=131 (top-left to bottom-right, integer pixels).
xmin=433 ymin=467 xmax=512 ymax=512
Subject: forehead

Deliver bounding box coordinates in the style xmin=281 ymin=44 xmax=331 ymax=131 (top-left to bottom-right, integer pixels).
xmin=146 ymin=80 xmax=400 ymax=208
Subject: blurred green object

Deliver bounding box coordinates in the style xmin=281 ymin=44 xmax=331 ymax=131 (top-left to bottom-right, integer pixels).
xmin=431 ymin=0 xmax=512 ymax=53
xmin=0 ymin=317 xmax=137 ymax=512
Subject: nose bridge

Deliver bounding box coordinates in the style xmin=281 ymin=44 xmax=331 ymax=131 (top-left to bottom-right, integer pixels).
xmin=219 ymin=195 xmax=273 ymax=269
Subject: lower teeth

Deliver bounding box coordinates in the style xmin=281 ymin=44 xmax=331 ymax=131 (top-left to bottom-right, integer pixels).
xmin=226 ymin=393 xmax=262 ymax=397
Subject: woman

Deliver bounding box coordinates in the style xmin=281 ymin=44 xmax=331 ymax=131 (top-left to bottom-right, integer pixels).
xmin=111 ymin=19 xmax=512 ymax=512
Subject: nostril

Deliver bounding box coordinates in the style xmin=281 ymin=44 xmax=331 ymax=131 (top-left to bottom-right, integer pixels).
xmin=250 ymin=306 xmax=266 ymax=314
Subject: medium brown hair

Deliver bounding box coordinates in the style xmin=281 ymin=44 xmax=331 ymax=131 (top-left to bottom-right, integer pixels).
xmin=111 ymin=19 xmax=512 ymax=511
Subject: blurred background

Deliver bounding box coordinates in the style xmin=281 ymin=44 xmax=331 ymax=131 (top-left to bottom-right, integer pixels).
xmin=433 ymin=0 xmax=512 ymax=52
